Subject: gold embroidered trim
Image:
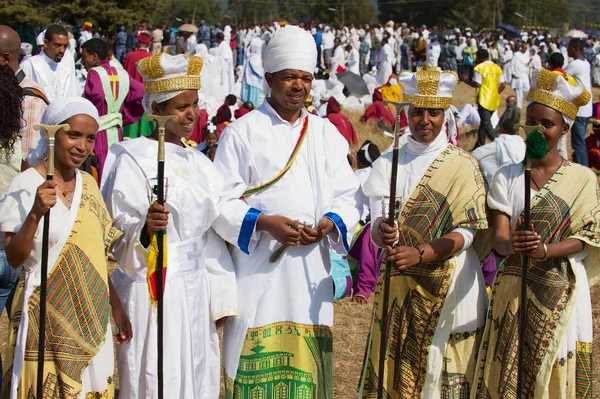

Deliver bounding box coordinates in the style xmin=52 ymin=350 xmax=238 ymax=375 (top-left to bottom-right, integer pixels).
xmin=415 ymin=66 xmax=441 ymax=96
xmin=144 ymin=76 xmax=201 ymax=94
xmin=185 ymin=54 xmax=203 ymax=76
xmin=403 ymin=93 xmax=452 ymax=109
xmin=528 ymin=69 xmax=591 ymax=119
xmin=527 ymin=88 xmax=579 ymax=120
xmin=139 ymin=54 xmax=164 ymax=79
xmin=139 ymin=54 xmax=204 ymax=94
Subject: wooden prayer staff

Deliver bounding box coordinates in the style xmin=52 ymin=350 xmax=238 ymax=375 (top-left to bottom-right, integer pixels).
xmin=145 ymin=114 xmax=177 ymax=399
xmin=377 ymin=101 xmax=411 ymax=399
xmin=515 ymin=124 xmax=547 ymax=398
xmin=33 ymin=122 xmax=70 ymax=395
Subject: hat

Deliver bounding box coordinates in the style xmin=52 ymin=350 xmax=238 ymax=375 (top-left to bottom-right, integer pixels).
xmin=527 ymin=68 xmax=591 ymax=120
xmin=137 ymin=32 xmax=151 ymax=44
xmin=83 ymin=21 xmax=93 ymax=28
xmin=398 ymin=66 xmax=458 ymax=109
xmin=138 ymin=53 xmax=203 ymax=95
xmin=263 ymin=25 xmax=317 ymax=74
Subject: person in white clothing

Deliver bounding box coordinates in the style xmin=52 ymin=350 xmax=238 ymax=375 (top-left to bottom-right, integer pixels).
xmin=101 ymin=53 xmax=238 ymax=398
xmin=323 ymin=26 xmax=335 ymax=69
xmin=346 ymin=43 xmax=360 ymax=75
xmin=20 ymin=25 xmax=81 ymax=101
xmin=528 ymin=46 xmax=542 ymax=79
xmin=376 ymin=37 xmax=394 ymax=86
xmin=472 ymin=66 xmax=599 ymax=399
xmin=510 ymin=42 xmax=530 ymax=107
xmin=240 ymin=36 xmax=265 ymax=106
xmin=0 ymin=97 xmax=132 ymax=398
xmin=216 ymin=31 xmax=235 ymax=96
xmin=214 ymin=25 xmax=359 ymax=399
xmin=426 ymin=36 xmax=441 ymax=67
xmin=360 ymin=66 xmax=490 ymax=397
xmin=565 ymin=38 xmax=593 ymax=166
xmin=330 ymin=37 xmax=346 ymax=77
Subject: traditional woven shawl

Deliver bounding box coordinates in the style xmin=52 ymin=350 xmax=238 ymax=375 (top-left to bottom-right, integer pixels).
xmin=362 ymin=145 xmax=491 ymax=398
xmin=2 ymin=172 xmax=122 ymax=398
xmin=472 ymin=162 xmax=600 ymax=399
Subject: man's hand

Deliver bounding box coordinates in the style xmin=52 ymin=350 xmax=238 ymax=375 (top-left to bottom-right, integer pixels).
xmin=257 ymin=214 xmax=302 ymax=246
xmin=299 ymin=218 xmax=335 ymax=245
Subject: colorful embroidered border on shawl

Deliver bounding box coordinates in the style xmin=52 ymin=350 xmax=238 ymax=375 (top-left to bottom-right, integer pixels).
xmin=472 ymin=162 xmax=600 ymax=399
xmin=241 ymin=117 xmax=309 ymax=198
xmin=361 ymin=145 xmax=490 ymax=398
xmin=1 ymin=172 xmax=122 ymax=398
xmin=225 ymin=321 xmax=333 ymax=399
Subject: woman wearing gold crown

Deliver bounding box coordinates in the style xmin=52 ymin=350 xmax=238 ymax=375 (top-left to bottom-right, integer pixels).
xmin=100 ymin=53 xmax=238 ymax=398
xmin=360 ymin=66 xmax=491 ymax=398
xmin=472 ymin=69 xmax=600 ymax=398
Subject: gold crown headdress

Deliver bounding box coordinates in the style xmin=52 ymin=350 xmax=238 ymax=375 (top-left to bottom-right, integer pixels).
xmin=138 ymin=54 xmax=203 ymax=95
xmin=526 ymin=68 xmax=590 ymax=120
xmin=398 ymin=66 xmax=458 ymax=109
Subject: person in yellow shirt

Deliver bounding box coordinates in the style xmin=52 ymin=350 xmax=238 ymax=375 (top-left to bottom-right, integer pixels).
xmin=466 ymin=49 xmax=506 ymax=149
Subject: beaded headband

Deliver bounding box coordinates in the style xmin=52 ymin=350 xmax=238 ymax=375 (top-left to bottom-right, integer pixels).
xmin=139 ymin=54 xmax=203 ymax=94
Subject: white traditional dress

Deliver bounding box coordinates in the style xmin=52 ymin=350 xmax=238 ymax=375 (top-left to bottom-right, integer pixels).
xmin=213 ymin=100 xmax=360 ymax=399
xmin=0 ymin=169 xmax=115 ymax=398
xmin=101 ymin=137 xmax=238 ymax=398
xmin=510 ymin=50 xmax=530 ymax=107
xmin=360 ymin=130 xmax=490 ymax=398
xmin=20 ymin=51 xmax=81 ymax=102
xmin=472 ymin=162 xmax=599 ymax=398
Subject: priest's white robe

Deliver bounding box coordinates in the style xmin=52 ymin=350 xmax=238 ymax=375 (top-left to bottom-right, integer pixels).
xmin=213 ymin=100 xmax=360 ymax=398
xmin=101 ymin=137 xmax=238 ymax=399
xmin=20 ymin=51 xmax=81 ymax=102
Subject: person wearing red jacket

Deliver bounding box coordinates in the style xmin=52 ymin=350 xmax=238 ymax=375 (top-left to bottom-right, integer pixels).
xmin=325 ymin=97 xmax=358 ymax=145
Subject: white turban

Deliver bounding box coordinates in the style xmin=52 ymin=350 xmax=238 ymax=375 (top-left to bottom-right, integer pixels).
xmin=263 ymin=25 xmax=317 ymax=74
xmin=27 ymin=97 xmax=100 ymax=166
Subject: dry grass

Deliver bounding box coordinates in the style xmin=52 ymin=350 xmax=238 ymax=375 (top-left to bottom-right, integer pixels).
xmin=1 ymin=83 xmax=599 ymax=398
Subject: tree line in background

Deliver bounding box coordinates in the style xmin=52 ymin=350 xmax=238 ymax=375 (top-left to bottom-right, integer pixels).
xmin=0 ymin=0 xmax=598 ymax=39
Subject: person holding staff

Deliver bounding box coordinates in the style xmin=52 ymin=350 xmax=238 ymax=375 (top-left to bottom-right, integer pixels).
xmin=472 ymin=68 xmax=600 ymax=399
xmin=0 ymin=97 xmax=132 ymax=398
xmin=360 ymin=66 xmax=491 ymax=398
xmin=101 ymin=53 xmax=237 ymax=398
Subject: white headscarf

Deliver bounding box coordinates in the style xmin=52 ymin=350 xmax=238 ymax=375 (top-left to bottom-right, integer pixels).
xmin=263 ymin=25 xmax=317 ymax=74
xmin=27 ymin=97 xmax=100 ymax=166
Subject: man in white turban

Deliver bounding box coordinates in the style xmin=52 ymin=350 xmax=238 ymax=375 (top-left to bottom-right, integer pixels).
xmin=214 ymin=25 xmax=360 ymax=399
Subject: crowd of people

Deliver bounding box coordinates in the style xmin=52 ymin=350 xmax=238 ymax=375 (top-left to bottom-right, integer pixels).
xmin=0 ymin=16 xmax=598 ymax=399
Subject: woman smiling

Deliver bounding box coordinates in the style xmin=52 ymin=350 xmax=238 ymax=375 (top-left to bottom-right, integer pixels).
xmin=101 ymin=53 xmax=237 ymax=398
xmin=0 ymin=97 xmax=131 ymax=398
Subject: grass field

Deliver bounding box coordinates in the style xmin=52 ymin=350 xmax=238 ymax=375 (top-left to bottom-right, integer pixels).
xmin=1 ymin=82 xmax=598 ymax=398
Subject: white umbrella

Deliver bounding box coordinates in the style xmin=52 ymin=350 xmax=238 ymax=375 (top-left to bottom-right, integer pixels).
xmin=567 ymin=29 xmax=588 ymax=39
xmin=178 ymin=24 xmax=198 ymax=33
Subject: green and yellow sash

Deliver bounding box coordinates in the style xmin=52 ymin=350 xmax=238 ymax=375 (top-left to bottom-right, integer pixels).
xmin=241 ymin=117 xmax=309 ymax=198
